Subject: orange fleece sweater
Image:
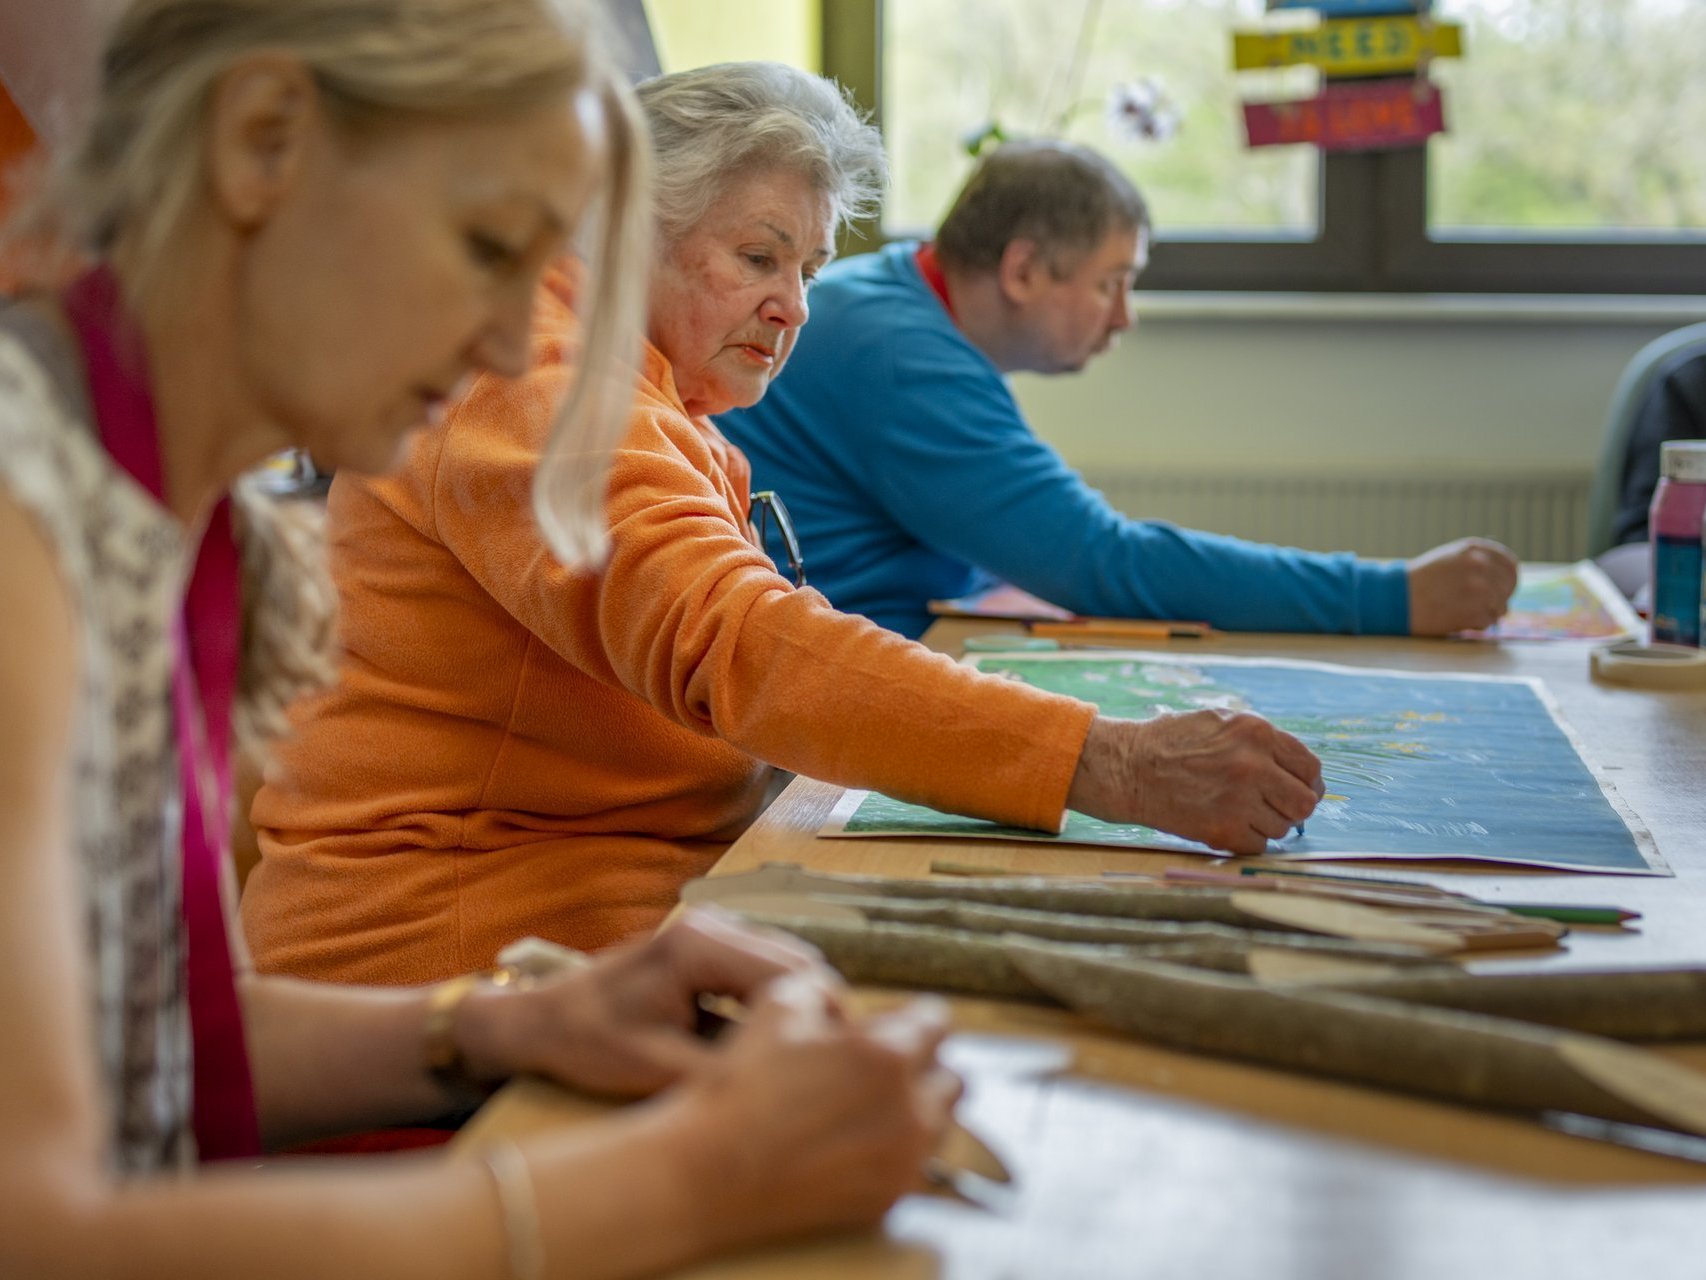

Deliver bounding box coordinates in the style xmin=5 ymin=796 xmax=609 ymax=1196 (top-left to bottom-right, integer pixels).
xmin=241 ymin=268 xmax=1095 ymax=985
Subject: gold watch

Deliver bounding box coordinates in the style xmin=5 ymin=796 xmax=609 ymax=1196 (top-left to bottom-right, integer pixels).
xmin=421 ymin=964 xmax=527 ymax=1097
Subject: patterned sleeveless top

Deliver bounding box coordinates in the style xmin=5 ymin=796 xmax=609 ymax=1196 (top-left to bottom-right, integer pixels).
xmin=0 ymin=313 xmax=194 ymax=1173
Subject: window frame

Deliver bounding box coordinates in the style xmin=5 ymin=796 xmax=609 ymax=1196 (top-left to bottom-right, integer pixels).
xmin=825 ymin=1 xmax=1706 ymax=295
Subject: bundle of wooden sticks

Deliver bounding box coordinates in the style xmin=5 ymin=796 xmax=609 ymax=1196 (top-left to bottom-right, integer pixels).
xmin=683 ymin=864 xmax=1706 ymax=1144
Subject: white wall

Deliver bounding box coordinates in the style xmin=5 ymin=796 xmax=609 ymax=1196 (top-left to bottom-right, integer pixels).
xmin=1013 ymin=297 xmax=1706 ymax=482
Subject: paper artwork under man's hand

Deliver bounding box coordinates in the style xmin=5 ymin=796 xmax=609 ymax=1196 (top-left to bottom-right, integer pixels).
xmin=1464 ymin=560 xmax=1641 ymax=642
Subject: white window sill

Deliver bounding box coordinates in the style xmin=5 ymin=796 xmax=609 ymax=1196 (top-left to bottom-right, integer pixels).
xmin=1132 ymin=292 xmax=1706 ymax=325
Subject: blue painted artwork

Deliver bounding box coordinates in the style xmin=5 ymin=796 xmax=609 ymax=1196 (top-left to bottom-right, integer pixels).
xmin=829 ymin=653 xmax=1663 ymax=875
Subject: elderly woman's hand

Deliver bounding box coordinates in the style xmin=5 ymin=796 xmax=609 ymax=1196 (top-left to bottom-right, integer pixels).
xmin=651 ymin=975 xmax=960 ymax=1253
xmin=451 ymin=908 xmax=831 ymax=1098
xmin=1067 ymin=711 xmax=1324 ymax=855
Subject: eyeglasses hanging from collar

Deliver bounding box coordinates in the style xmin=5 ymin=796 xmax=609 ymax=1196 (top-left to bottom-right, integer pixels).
xmin=250 ymin=448 xmax=332 ymax=499
xmin=749 ymin=489 xmax=806 ymax=588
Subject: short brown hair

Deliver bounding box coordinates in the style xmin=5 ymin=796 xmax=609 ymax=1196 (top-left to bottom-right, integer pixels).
xmin=935 ymin=139 xmax=1149 ymax=275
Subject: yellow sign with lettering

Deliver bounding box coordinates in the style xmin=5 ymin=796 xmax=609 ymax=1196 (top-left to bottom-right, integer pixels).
xmin=1233 ymin=16 xmax=1463 ymax=77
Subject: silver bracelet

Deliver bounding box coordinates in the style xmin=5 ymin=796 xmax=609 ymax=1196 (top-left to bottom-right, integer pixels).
xmin=480 ymin=1140 xmax=545 ymax=1280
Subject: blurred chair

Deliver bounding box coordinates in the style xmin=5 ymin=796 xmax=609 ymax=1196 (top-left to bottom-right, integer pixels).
xmin=1585 ymin=321 xmax=1706 ymax=561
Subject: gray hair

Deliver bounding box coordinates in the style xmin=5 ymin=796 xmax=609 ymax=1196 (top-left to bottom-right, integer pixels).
xmin=4 ymin=0 xmax=652 ymax=567
xmin=635 ymin=61 xmax=885 ymax=245
xmin=935 ymin=139 xmax=1150 ymax=276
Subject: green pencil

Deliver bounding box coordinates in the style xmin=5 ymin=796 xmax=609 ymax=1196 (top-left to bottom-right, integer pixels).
xmin=1237 ymin=867 xmax=1639 ymax=925
xmin=1501 ymin=903 xmax=1641 ymax=925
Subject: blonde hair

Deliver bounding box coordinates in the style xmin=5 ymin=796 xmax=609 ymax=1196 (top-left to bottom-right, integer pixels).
xmin=4 ymin=0 xmax=652 ymax=792
xmin=9 ymin=0 xmax=649 ymax=566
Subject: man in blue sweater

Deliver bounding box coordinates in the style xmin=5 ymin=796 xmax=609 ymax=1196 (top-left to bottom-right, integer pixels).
xmin=718 ymin=140 xmax=1518 ymax=640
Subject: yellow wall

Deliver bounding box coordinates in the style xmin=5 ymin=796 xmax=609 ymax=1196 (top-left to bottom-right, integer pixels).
xmin=643 ymin=0 xmax=819 ymax=72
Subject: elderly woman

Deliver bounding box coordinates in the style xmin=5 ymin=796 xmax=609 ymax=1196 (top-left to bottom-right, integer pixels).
xmin=242 ymin=61 xmax=1322 ymax=988
xmin=0 ymin=3 xmax=959 ymax=1276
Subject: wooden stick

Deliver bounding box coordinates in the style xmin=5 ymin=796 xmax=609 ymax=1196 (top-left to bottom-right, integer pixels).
xmin=741 ymin=915 xmax=1052 ymax=1001
xmin=1006 ymin=943 xmax=1706 ymax=1137
xmin=689 ymin=867 xmax=1546 ymax=956
xmin=696 ymin=866 xmax=1306 ymax=927
xmin=1303 ymin=968 xmax=1706 ymax=1041
xmin=827 ymin=895 xmax=1447 ymax=969
xmin=736 ymin=914 xmax=1706 ymax=1138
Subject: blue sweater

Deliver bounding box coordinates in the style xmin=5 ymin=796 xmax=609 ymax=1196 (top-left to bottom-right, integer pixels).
xmin=718 ymin=242 xmax=1410 ymax=640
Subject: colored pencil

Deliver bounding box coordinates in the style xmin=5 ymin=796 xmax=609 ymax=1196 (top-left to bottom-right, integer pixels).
xmin=1501 ymin=904 xmax=1642 ymax=925
xmin=929 ymin=860 xmax=1019 ymax=878
xmin=1541 ymin=1111 xmax=1706 ymax=1166
xmin=1231 ymin=867 xmax=1638 ymax=927
xmin=1029 ymin=619 xmax=1213 ymax=642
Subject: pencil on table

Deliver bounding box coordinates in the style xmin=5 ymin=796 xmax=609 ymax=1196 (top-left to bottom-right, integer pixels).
xmin=1029 ymin=619 xmax=1213 ymax=642
xmin=1501 ymin=904 xmax=1641 ymax=926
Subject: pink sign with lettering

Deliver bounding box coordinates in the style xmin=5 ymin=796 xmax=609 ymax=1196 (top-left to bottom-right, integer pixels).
xmin=1244 ymin=78 xmax=1446 ymax=151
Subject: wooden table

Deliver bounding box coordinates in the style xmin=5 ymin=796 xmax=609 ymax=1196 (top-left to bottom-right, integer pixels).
xmin=684 ymin=621 xmax=1706 ymax=1279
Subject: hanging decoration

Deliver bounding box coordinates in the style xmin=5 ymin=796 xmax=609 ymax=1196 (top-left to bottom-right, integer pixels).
xmin=960 ymin=0 xmax=1182 ymax=159
xmin=1232 ymin=2 xmax=1464 ymax=153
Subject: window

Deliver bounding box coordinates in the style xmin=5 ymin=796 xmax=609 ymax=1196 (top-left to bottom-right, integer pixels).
xmin=1431 ymin=1 xmax=1706 ymax=236
xmin=829 ymin=0 xmax=1706 ymax=292
xmin=884 ymin=0 xmax=1318 ymax=238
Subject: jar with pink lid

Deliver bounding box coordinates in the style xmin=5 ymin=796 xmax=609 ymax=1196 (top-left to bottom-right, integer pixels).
xmin=1651 ymin=440 xmax=1706 ymax=646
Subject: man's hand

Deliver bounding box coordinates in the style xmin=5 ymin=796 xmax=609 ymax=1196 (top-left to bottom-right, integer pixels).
xmin=1067 ymin=711 xmax=1323 ymax=855
xmin=1406 ymin=537 xmax=1519 ymax=636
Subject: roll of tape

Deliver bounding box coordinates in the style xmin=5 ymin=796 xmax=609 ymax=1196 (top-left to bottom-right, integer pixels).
xmin=1590 ymin=641 xmax=1706 ymax=690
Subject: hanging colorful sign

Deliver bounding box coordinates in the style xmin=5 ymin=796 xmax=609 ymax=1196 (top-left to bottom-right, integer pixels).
xmin=1266 ymin=0 xmax=1430 ymax=15
xmin=1243 ymin=78 xmax=1447 ymax=151
xmin=1233 ymin=15 xmax=1463 ymax=78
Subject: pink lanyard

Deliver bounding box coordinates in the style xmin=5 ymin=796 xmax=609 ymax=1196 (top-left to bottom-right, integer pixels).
xmin=62 ymin=266 xmax=261 ymax=1161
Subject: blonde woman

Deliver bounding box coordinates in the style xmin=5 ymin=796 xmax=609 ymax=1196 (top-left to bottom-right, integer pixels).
xmin=0 ymin=3 xmax=955 ymax=1276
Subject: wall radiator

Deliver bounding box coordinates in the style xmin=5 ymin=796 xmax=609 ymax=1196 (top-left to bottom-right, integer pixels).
xmin=1079 ymin=469 xmax=1594 ymax=563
